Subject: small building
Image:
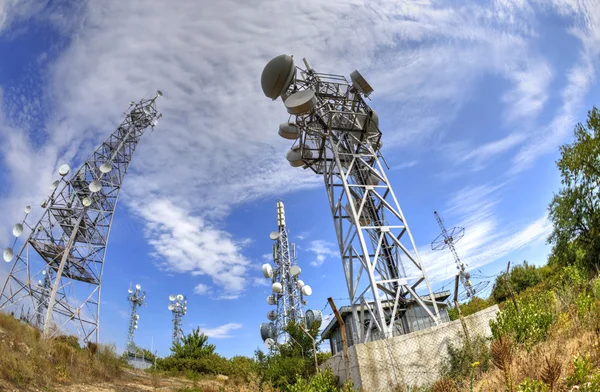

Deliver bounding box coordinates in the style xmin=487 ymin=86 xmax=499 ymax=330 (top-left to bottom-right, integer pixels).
xmin=321 ymin=291 xmax=452 ymax=355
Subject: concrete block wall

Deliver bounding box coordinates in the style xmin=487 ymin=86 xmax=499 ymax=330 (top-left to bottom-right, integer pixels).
xmin=321 ymin=305 xmax=499 ymax=391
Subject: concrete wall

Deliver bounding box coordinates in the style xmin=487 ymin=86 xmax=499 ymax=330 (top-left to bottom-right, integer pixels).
xmin=321 ymin=305 xmax=499 ymax=390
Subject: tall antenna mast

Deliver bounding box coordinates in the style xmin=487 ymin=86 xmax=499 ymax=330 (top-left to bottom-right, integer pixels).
xmin=126 ymin=283 xmax=146 ymax=352
xmin=260 ymin=201 xmax=320 ymax=349
xmin=431 ymin=211 xmax=475 ymax=298
xmin=261 ymin=55 xmax=440 ymax=343
xmin=168 ymin=294 xmax=187 ymax=345
xmin=0 ymin=90 xmax=163 ymax=343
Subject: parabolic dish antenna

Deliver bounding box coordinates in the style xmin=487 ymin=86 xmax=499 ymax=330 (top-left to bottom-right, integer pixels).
xmin=51 ymin=180 xmax=60 ymax=190
xmin=286 ymin=146 xmax=305 ymax=167
xmin=38 ymin=280 xmax=42 ymax=285
xmin=260 ymin=323 xmax=276 ymax=341
xmin=136 ymin=284 xmax=141 ymax=290
xmin=24 ymin=206 xmax=31 ymax=214
xmin=261 ymin=54 xmax=295 ymax=100
xmin=58 ymin=164 xmax=70 ymax=177
xmin=278 ymin=122 xmax=300 ymax=140
xmin=134 ymin=325 xmax=138 ymax=329
xmin=290 ymin=265 xmax=301 ymax=277
xmin=143 ymin=106 xmax=151 ymax=114
xmin=82 ymin=197 xmax=92 ymax=207
xmin=99 ymin=162 xmax=113 ymax=173
xmin=301 ymin=285 xmax=312 ymax=296
xmin=296 ymin=279 xmax=305 ymax=289
xmin=269 ymin=231 xmax=279 ymax=241
xmin=177 ymin=294 xmax=184 ymax=301
xmin=89 ymin=180 xmax=102 ymax=193
xmin=128 ymin=288 xmax=133 ymax=294
xmin=262 ymin=263 xmax=273 ymax=279
xmin=135 ymin=315 xmax=140 ymax=320
xmin=169 ymin=294 xmax=175 ymax=301
xmin=350 ymin=70 xmax=374 ymax=96
xmin=168 ymin=304 xmax=174 ymax=311
xmin=3 ymin=247 xmax=14 ymax=262
xmin=272 ymin=282 xmax=283 ymax=293
xmin=266 ymin=295 xmax=276 ymax=305
xmin=267 ymin=310 xmax=277 ymax=321
xmin=156 ymin=90 xmax=163 ymax=97
xmin=305 ymin=309 xmax=323 ymax=329
xmin=12 ymin=223 xmax=23 ymax=238
xmin=42 ymin=270 xmax=46 ymax=275
xmin=284 ymin=89 xmax=317 ymax=115
xmin=265 ymin=338 xmax=275 ymax=349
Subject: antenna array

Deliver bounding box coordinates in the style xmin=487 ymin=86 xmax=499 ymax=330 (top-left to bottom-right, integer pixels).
xmin=0 ymin=91 xmax=163 ymax=343
xmin=261 ymin=55 xmax=440 ymax=343
xmin=169 ymin=294 xmax=187 ymax=345
xmin=126 ymin=283 xmax=146 ymax=352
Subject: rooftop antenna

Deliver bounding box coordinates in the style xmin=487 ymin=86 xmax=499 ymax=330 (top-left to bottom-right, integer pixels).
xmin=126 ymin=283 xmax=146 ymax=353
xmin=260 ymin=201 xmax=322 ymax=348
xmin=169 ymin=293 xmax=187 ymax=345
xmin=261 ymin=55 xmax=440 ymax=343
xmin=0 ymin=91 xmax=163 ymax=344
xmin=431 ymin=211 xmax=476 ymax=299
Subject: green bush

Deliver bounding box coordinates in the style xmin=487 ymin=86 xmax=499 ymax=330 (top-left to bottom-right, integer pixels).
xmin=566 ymin=354 xmax=594 ymax=387
xmin=441 ymin=335 xmax=491 ymax=381
xmin=490 ymin=290 xmax=556 ymax=347
xmin=228 ymin=355 xmax=256 ymax=382
xmin=491 ymin=261 xmax=545 ymax=303
xmin=156 ymin=353 xmax=230 ymax=375
xmin=517 ymin=378 xmax=549 ymax=392
xmin=287 ymin=370 xmax=351 ymax=392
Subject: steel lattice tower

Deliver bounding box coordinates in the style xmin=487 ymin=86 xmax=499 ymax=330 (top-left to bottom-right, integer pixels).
xmin=261 ymin=55 xmax=440 ymax=344
xmin=0 ymin=91 xmax=163 ymax=343
xmin=260 ymin=201 xmax=310 ymax=346
xmin=168 ymin=294 xmax=187 ymax=345
xmin=126 ymin=283 xmax=145 ymax=352
xmin=431 ymin=211 xmax=475 ymax=299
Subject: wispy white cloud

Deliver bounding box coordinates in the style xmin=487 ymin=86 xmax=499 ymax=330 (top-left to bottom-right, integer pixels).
xmin=307 ymin=240 xmax=338 ymax=267
xmin=194 ymin=283 xmax=210 ymax=296
xmin=201 ymin=323 xmax=243 ymax=339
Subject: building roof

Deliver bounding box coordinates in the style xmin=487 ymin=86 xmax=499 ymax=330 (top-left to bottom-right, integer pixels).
xmin=321 ymin=290 xmax=451 ymax=338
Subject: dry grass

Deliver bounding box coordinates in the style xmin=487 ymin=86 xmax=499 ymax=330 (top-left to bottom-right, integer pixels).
xmin=0 ymin=312 xmax=123 ymax=390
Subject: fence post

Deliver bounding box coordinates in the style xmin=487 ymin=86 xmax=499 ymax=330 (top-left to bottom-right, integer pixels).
xmin=454 ymin=275 xmax=473 ymax=356
xmin=328 ymin=297 xmax=351 ymax=384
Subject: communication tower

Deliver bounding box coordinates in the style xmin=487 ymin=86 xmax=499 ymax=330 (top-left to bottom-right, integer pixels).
xmin=126 ymin=283 xmax=146 ymax=352
xmin=261 ymin=55 xmax=440 ymax=343
xmin=0 ymin=91 xmax=163 ymax=343
xmin=259 ymin=201 xmax=321 ymax=348
xmin=169 ymin=294 xmax=187 ymax=344
xmin=431 ymin=211 xmax=476 ymax=299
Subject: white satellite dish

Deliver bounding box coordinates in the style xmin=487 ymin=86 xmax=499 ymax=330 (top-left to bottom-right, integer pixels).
xmin=128 ymin=288 xmax=133 ymax=294
xmin=50 ymin=180 xmax=60 ymax=190
xmin=177 ymin=294 xmax=184 ymax=301
xmin=350 ymin=70 xmax=374 ymax=96
xmin=272 ymin=282 xmax=283 ymax=293
xmin=134 ymin=325 xmax=138 ymax=329
xmin=265 ymin=338 xmax=276 ymax=349
xmin=3 ymin=248 xmax=14 ymax=262
xmin=278 ymin=122 xmax=300 ymax=140
xmin=267 ymin=310 xmax=278 ymax=321
xmin=296 ymin=280 xmax=305 ymax=289
xmin=290 ymin=265 xmax=301 ymax=277
xmin=302 ymin=285 xmax=312 ymax=296
xmin=58 ymin=164 xmax=70 ymax=177
xmin=156 ymin=90 xmax=163 ymax=97
xmin=266 ymin=295 xmax=276 ymax=305
xmin=89 ymin=180 xmax=102 ymax=193
xmin=169 ymin=294 xmax=175 ymax=301
xmin=136 ymin=284 xmax=141 ymax=290
xmin=82 ymin=197 xmax=92 ymax=207
xmin=99 ymin=162 xmax=113 ymax=174
xmin=168 ymin=304 xmax=174 ymax=311
xmin=135 ymin=315 xmax=140 ymax=320
xmin=285 ymin=89 xmax=317 ymax=115
xmin=261 ymin=54 xmax=295 ymax=100
xmin=42 ymin=270 xmax=46 ymax=275
xmin=286 ymin=146 xmax=304 ymax=167
xmin=262 ymin=263 xmax=273 ymax=279
xmin=24 ymin=206 xmax=31 ymax=214
xmin=143 ymin=106 xmax=151 ymax=114
xmin=12 ymin=223 xmax=23 ymax=238
xmin=40 ymin=198 xmax=48 ymax=208
xmin=38 ymin=280 xmax=43 ymax=285
xmin=269 ymin=231 xmax=279 ymax=241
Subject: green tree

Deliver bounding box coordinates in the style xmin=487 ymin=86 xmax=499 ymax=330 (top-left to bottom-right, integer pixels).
xmin=490 ymin=261 xmax=544 ymax=303
xmin=548 ymin=107 xmax=600 ymax=271
xmin=170 ymin=327 xmax=216 ymax=359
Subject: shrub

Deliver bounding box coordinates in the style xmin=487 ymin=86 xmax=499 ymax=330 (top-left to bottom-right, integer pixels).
xmin=156 ymin=354 xmax=230 ymax=375
xmin=566 ymin=354 xmax=594 ymax=387
xmin=517 ymin=378 xmax=549 ymax=392
xmin=441 ymin=335 xmax=491 ymax=381
xmin=490 ymin=290 xmax=556 ymax=347
xmin=287 ymin=369 xmax=350 ymax=392
xmin=447 ymin=297 xmax=493 ymax=321
xmin=491 ymin=261 xmax=544 ymax=303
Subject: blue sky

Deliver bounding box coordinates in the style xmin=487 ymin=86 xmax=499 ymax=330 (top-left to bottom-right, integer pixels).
xmin=0 ymin=0 xmax=599 ymax=358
